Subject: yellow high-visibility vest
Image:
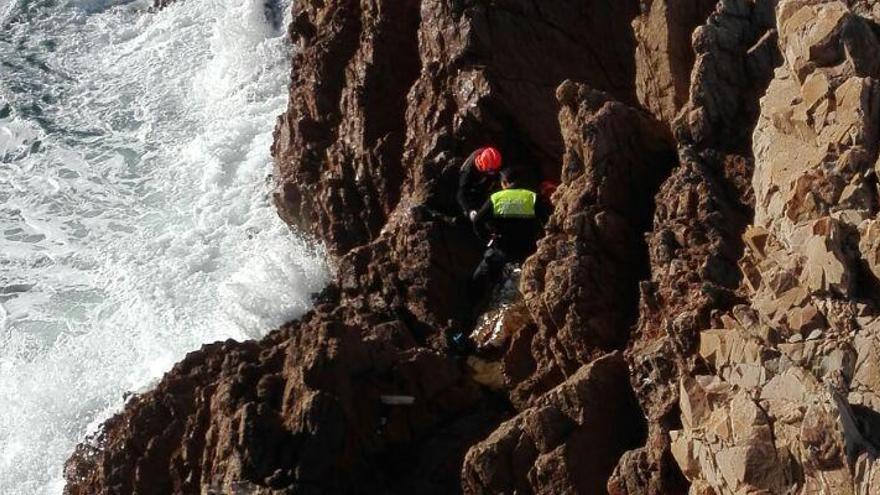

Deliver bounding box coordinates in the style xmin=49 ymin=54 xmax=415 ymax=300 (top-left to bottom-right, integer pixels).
xmin=491 ymin=189 xmax=537 ymax=218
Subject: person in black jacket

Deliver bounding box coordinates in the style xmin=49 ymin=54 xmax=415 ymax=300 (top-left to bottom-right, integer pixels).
xmin=457 ymin=146 xmax=503 ymax=221
xmin=469 ymin=167 xmax=549 ymax=302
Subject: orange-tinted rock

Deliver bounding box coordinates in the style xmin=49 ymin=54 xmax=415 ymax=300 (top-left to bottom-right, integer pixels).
xmin=611 ymin=1 xmax=782 ymax=492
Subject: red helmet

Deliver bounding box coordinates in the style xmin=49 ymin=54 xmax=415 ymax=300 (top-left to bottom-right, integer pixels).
xmin=540 ymin=180 xmax=559 ymax=199
xmin=475 ymin=147 xmax=502 ymax=173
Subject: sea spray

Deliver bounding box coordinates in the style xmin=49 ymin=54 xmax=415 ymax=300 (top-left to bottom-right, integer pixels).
xmin=0 ymin=0 xmax=328 ymax=492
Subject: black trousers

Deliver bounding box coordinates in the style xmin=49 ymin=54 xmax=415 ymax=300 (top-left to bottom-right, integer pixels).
xmin=470 ymin=246 xmax=508 ymax=306
xmin=469 ymin=243 xmax=532 ymax=323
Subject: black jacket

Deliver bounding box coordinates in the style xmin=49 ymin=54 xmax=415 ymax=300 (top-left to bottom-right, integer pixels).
xmin=457 ymin=149 xmax=499 ymax=215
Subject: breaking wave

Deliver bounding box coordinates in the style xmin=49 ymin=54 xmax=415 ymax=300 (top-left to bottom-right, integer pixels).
xmin=0 ymin=0 xmax=327 ymax=491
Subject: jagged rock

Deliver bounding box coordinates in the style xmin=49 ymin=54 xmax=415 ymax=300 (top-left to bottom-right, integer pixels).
xmin=402 ymin=0 xmax=641 ymax=184
xmin=63 ymin=302 xmax=501 ymax=494
xmin=859 ymin=218 xmax=880 ymax=282
xmin=462 ymin=352 xmax=645 ymax=495
xmin=846 ymin=0 xmax=880 ymax=21
xmin=273 ymin=0 xmax=643 ymax=256
xmin=743 ymin=217 xmax=856 ymax=338
xmin=674 ymin=0 xmax=781 ymax=153
xmin=610 ymin=150 xmax=761 ymax=494
xmin=672 ymin=342 xmax=880 ymax=493
xmin=633 ymin=0 xmax=718 ymax=128
xmin=670 ymin=369 xmax=823 ymax=494
xmin=665 ymin=1 xmax=880 ymax=492
xmin=611 ymin=1 xmax=782 ymax=493
xmin=611 ymin=152 xmax=768 ymax=493
xmin=746 ymin=0 xmax=880 ymax=339
xmin=272 ymin=0 xmax=421 ymax=254
xmin=754 ymin=1 xmax=880 ymax=235
xmin=517 ymin=81 xmax=675 ymax=405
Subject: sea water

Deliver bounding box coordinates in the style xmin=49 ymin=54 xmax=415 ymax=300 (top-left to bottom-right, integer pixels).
xmin=0 ymin=0 xmax=328 ymax=492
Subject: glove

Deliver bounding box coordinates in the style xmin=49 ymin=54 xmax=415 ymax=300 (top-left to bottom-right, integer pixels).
xmin=469 ymin=210 xmax=478 ymax=222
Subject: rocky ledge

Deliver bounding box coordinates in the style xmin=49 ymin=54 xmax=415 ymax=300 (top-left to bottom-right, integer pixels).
xmin=64 ymin=1 xmax=880 ymax=494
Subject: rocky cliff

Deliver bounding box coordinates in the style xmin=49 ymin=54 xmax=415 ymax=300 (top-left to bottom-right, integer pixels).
xmin=64 ymin=1 xmax=880 ymax=494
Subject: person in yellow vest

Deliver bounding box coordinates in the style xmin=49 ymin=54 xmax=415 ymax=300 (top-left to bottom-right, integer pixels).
xmin=448 ymin=167 xmax=551 ymax=354
xmin=469 ymin=167 xmax=549 ymax=308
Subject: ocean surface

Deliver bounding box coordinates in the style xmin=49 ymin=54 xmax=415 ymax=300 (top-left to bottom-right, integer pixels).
xmin=0 ymin=0 xmax=328 ymax=491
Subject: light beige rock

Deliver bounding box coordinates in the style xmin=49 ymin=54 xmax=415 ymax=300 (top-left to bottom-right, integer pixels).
xmin=802 ymin=222 xmax=851 ymax=295
xmin=853 ymin=335 xmax=880 ymax=393
xmin=760 ymin=368 xmax=814 ymax=405
xmin=681 ymin=377 xmax=712 ymax=430
xmin=859 ymin=219 xmax=880 ymax=281
xmin=778 ymin=1 xmax=848 ymax=83
xmin=755 ymin=2 xmax=880 ymax=236
xmin=743 ymin=225 xmax=770 ymax=260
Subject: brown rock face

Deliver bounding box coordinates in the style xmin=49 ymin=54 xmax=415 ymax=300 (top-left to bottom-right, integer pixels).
xmin=515 ymin=82 xmax=675 ymax=405
xmin=611 ymin=1 xmax=783 ymax=493
xmin=462 ymin=352 xmax=646 ymax=495
xmin=674 ymin=0 xmax=781 ymax=153
xmin=662 ymin=1 xmax=880 ymax=493
xmin=609 ymin=151 xmax=758 ymax=495
xmin=65 ymin=0 xmax=880 ymax=494
xmin=272 ymin=0 xmax=421 ymax=254
xmin=64 ymin=312 xmax=493 ymax=494
xmin=633 ymin=0 xmax=719 ymax=127
xmin=273 ymin=0 xmax=642 ymax=255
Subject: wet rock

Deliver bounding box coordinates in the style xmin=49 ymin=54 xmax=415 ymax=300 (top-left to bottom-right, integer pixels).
xmin=469 ymin=267 xmax=528 ymax=355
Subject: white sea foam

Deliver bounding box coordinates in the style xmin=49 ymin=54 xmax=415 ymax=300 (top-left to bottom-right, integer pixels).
xmin=0 ymin=0 xmax=327 ymax=492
